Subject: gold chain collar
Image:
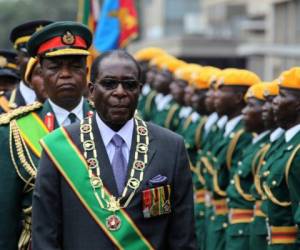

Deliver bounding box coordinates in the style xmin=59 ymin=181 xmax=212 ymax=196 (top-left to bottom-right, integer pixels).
xmin=80 ymin=115 xmax=149 ymax=212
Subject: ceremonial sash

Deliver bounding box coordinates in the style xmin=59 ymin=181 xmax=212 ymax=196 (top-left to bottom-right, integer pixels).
xmin=40 ymin=127 xmax=153 ymax=250
xmin=16 ymin=112 xmax=49 ymax=157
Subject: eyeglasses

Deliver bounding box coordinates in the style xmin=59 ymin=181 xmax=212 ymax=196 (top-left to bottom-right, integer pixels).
xmin=98 ymin=78 xmax=140 ymax=91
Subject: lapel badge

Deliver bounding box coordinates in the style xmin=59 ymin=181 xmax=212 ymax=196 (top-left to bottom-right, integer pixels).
xmin=62 ymin=31 xmax=75 ymax=45
xmin=137 ymin=126 xmax=148 ymax=136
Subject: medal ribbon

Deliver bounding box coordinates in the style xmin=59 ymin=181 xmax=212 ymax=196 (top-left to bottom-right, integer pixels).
xmin=40 ymin=127 xmax=154 ymax=250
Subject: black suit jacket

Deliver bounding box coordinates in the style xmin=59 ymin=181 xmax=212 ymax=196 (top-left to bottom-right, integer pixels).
xmin=32 ymin=116 xmax=196 ymax=250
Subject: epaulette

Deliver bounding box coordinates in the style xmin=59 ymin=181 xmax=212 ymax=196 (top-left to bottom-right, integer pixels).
xmin=0 ymin=101 xmax=43 ymax=125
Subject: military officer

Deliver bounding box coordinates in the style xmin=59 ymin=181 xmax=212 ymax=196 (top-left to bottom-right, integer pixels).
xmin=32 ymin=49 xmax=196 ymax=250
xmin=225 ymin=83 xmax=271 ymax=250
xmin=249 ymin=81 xmax=281 ymax=250
xmin=134 ymin=47 xmax=167 ymax=120
xmin=260 ymin=67 xmax=300 ymax=249
xmin=7 ymin=20 xmax=52 ymax=110
xmin=187 ymin=66 xmax=221 ymax=250
xmin=151 ymin=58 xmax=185 ymax=131
xmin=203 ymin=69 xmax=259 ymax=250
xmin=0 ymin=50 xmax=20 ymax=113
xmin=171 ymin=64 xmax=202 ymax=135
xmin=0 ymin=21 xmax=94 ymax=250
xmin=24 ymin=57 xmax=47 ymax=102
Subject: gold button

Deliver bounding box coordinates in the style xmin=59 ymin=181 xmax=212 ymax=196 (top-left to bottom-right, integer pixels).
xmin=199 ymin=211 xmax=205 ymax=216
xmin=238 ymin=170 xmax=242 ymax=175
xmin=223 ymin=222 xmax=228 ymax=228
xmin=272 ymin=180 xmax=277 ymax=186
xmin=263 ymin=171 xmax=270 ymax=177
xmin=238 ymin=161 xmax=242 ymax=166
xmin=238 ymin=229 xmax=243 ymax=235
xmin=211 ymin=216 xmax=215 ymax=221
xmin=230 ymin=179 xmax=235 ymax=184
xmin=262 ymin=161 xmax=266 ymax=165
xmin=226 ymin=198 xmax=230 ymax=203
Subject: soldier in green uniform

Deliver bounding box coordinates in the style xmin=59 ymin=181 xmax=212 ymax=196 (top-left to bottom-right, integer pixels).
xmin=0 ymin=21 xmax=94 ymax=250
xmin=225 ymin=83 xmax=271 ymax=250
xmin=172 ymin=64 xmax=201 ymax=136
xmin=249 ymin=81 xmax=281 ymax=250
xmin=139 ymin=54 xmax=172 ymax=121
xmin=187 ymin=66 xmax=221 ymax=250
xmin=203 ymin=69 xmax=259 ymax=250
xmin=151 ymin=58 xmax=185 ymax=131
xmin=259 ymin=67 xmax=300 ymax=249
xmin=24 ymin=57 xmax=47 ymax=103
xmin=0 ymin=50 xmax=20 ymax=113
xmin=134 ymin=47 xmax=166 ymax=120
xmin=7 ymin=20 xmax=52 ymax=110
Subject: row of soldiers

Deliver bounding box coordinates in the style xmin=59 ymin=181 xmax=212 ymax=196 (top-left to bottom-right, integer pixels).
xmin=134 ymin=47 xmax=300 ymax=250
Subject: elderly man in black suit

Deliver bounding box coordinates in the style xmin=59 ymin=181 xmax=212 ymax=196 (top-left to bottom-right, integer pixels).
xmin=32 ymin=50 xmax=196 ymax=250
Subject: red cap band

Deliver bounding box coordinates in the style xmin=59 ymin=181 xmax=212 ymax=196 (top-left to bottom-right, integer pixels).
xmin=37 ymin=35 xmax=87 ymax=54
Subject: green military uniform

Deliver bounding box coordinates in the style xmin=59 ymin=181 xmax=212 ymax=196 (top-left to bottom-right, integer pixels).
xmin=0 ymin=100 xmax=93 ymax=249
xmin=0 ymin=21 xmax=94 ymax=250
xmin=176 ymin=106 xmax=193 ymax=136
xmin=197 ymin=115 xmax=226 ymax=250
xmin=249 ymin=128 xmax=284 ymax=250
xmin=204 ymin=117 xmax=252 ymax=250
xmin=226 ymin=131 xmax=270 ymax=250
xmin=258 ymin=129 xmax=299 ymax=250
xmin=151 ymin=95 xmax=180 ymax=131
xmin=137 ymin=84 xmax=154 ymax=121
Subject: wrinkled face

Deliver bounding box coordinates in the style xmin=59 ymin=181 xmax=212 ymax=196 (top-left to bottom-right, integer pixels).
xmin=214 ymin=86 xmax=240 ymax=116
xmin=205 ymin=88 xmax=216 ymax=113
xmin=152 ymin=70 xmax=172 ymax=94
xmin=0 ymin=76 xmax=18 ymax=92
xmin=242 ymin=97 xmax=264 ymax=133
xmin=191 ymin=89 xmax=207 ymax=114
xmin=273 ymin=88 xmax=300 ymax=129
xmin=184 ymin=85 xmax=195 ymax=106
xmin=90 ymin=56 xmax=141 ymax=131
xmin=29 ymin=63 xmax=47 ymax=102
xmin=262 ymin=96 xmax=276 ymax=129
xmin=41 ymin=55 xmax=87 ymax=109
xmin=170 ymin=79 xmax=187 ymax=105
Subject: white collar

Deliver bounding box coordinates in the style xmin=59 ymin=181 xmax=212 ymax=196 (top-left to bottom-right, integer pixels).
xmin=156 ymin=94 xmax=173 ymax=111
xmin=270 ymin=127 xmax=285 ymax=142
xmin=19 ymin=81 xmax=36 ymax=105
xmin=191 ymin=111 xmax=200 ymax=122
xmin=95 ymin=113 xmax=134 ymax=150
xmin=204 ymin=112 xmax=219 ymax=132
xmin=154 ymin=93 xmax=163 ymax=105
xmin=224 ymin=115 xmax=243 ymax=137
xmin=48 ymin=97 xmax=84 ymax=126
xmin=217 ymin=115 xmax=228 ymax=129
xmin=252 ymin=130 xmax=270 ymax=144
xmin=285 ymin=124 xmax=300 ymax=142
xmin=179 ymin=106 xmax=193 ymax=118
xmin=141 ymin=84 xmax=151 ymax=96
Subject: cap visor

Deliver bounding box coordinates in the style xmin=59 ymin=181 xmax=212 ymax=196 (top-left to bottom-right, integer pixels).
xmin=45 ymin=48 xmax=90 ymax=57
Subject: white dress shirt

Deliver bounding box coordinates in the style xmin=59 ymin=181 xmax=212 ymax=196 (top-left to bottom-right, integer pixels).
xmin=252 ymin=130 xmax=270 ymax=144
xmin=48 ymin=98 xmax=84 ymax=126
xmin=19 ymin=81 xmax=36 ymax=105
xmin=156 ymin=94 xmax=173 ymax=111
xmin=96 ymin=113 xmax=134 ymax=164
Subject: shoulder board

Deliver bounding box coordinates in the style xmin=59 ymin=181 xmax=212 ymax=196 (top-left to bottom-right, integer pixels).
xmin=0 ymin=101 xmax=43 ymax=125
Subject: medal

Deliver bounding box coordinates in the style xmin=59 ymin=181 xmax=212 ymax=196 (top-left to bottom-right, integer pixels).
xmin=106 ymin=214 xmax=122 ymax=231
